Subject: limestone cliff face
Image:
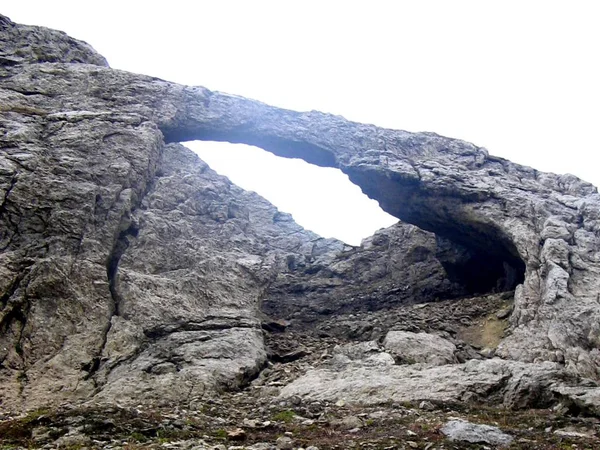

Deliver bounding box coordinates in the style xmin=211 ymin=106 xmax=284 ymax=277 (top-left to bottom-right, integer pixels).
xmin=263 ymin=223 xmax=476 ymax=324
xmin=0 ymin=15 xmax=345 ymax=410
xmin=1 ymin=14 xmax=600 ymax=413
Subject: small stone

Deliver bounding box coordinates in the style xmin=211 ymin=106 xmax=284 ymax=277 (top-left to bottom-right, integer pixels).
xmin=227 ymin=428 xmax=246 ymax=441
xmin=243 ymin=418 xmax=258 ymax=428
xmin=335 ymin=399 xmax=346 ymax=407
xmin=496 ymin=307 xmax=513 ymax=320
xmin=32 ymin=427 xmax=53 ymax=443
xmin=553 ymin=427 xmax=595 ymax=438
xmin=407 ymin=441 xmax=418 ymax=449
xmin=441 ymin=419 xmax=513 ymax=447
xmin=332 ymin=415 xmax=362 ymax=429
xmin=276 ymin=436 xmax=294 ymax=450
xmin=418 ymin=400 xmax=435 ymax=411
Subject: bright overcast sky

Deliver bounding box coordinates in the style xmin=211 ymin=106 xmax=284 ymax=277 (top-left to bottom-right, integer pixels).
xmin=4 ymin=1 xmax=599 ymax=245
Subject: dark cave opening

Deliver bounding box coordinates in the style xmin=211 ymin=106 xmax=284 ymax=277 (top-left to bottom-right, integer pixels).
xmin=435 ymin=235 xmax=526 ymax=296
xmin=442 ymin=251 xmax=525 ymax=294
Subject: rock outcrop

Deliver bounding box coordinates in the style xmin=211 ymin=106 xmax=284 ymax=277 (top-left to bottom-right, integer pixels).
xmin=0 ymin=15 xmax=344 ymax=410
xmin=1 ymin=12 xmax=600 ymax=425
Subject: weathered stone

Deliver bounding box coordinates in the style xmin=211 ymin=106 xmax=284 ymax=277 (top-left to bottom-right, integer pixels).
xmin=0 ymin=15 xmax=107 ymax=66
xmin=441 ymin=419 xmax=513 ymax=447
xmin=263 ymin=223 xmax=471 ymax=324
xmin=382 ymin=331 xmax=457 ymax=366
xmin=331 ymin=415 xmax=363 ymax=429
xmin=279 ymin=358 xmax=577 ymax=408
xmin=275 ymin=436 xmax=294 ymax=450
xmin=2 ymin=13 xmax=600 ymax=417
xmin=227 ymin=428 xmax=247 ymax=441
xmin=553 ymin=385 xmax=600 ymax=416
xmin=0 ymin=15 xmax=342 ymax=410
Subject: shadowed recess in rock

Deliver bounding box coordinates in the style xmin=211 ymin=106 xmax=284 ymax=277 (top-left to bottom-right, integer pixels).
xmin=435 ymin=236 xmax=525 ymax=295
xmin=182 ymin=137 xmax=527 ymax=300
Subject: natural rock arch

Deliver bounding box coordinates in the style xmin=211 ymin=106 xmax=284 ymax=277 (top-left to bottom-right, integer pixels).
xmin=2 ymin=14 xmax=600 ymax=414
xmin=157 ymin=88 xmax=600 ymax=377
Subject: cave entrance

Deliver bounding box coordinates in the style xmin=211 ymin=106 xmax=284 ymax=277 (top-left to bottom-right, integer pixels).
xmin=435 ymin=236 xmax=525 ymax=295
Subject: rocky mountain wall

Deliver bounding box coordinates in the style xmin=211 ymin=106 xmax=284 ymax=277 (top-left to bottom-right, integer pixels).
xmin=0 ymin=15 xmax=348 ymax=411
xmin=1 ymin=14 xmax=600 ymax=417
xmin=156 ymin=80 xmax=600 ymax=378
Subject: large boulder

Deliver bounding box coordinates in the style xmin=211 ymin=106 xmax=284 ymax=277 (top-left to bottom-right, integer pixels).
xmin=383 ymin=330 xmax=457 ymax=366
xmin=279 ymin=357 xmax=574 ymax=409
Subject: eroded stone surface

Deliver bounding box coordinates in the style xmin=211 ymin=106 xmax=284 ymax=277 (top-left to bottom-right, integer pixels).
xmin=262 ymin=223 xmax=476 ymax=325
xmin=441 ymin=419 xmax=514 ymax=447
xmin=2 ymin=13 xmax=600 ymax=416
xmin=383 ymin=330 xmax=457 ymax=366
xmin=279 ymin=358 xmax=573 ymax=409
xmin=0 ymin=15 xmax=107 ymax=66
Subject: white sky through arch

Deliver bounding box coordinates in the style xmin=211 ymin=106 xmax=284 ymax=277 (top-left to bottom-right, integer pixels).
xmin=185 ymin=141 xmax=398 ymax=245
xmin=3 ymin=1 xmax=599 ymax=245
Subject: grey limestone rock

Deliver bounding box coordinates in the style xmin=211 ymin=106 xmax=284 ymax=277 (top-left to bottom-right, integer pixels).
xmin=441 ymin=419 xmax=514 ymax=447
xmin=0 ymin=15 xmax=107 ymax=66
xmin=262 ymin=222 xmax=474 ymax=325
xmin=2 ymin=14 xmax=600 ymax=414
xmin=383 ymin=330 xmax=457 ymax=366
xmin=0 ymin=15 xmax=342 ymax=410
xmin=279 ymin=358 xmax=577 ymax=409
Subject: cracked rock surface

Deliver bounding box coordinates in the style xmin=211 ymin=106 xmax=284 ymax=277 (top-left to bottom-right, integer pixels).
xmin=2 ymin=12 xmax=600 ymax=440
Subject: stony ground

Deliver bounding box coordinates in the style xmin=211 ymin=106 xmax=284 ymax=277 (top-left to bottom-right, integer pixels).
xmin=1 ymin=294 xmax=599 ymax=449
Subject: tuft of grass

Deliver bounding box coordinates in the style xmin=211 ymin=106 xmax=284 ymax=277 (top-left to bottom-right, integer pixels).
xmin=128 ymin=431 xmax=147 ymax=442
xmin=22 ymin=407 xmax=51 ymax=424
xmin=213 ymin=429 xmax=227 ymax=439
xmin=458 ymin=316 xmax=508 ymax=350
xmin=272 ymin=409 xmax=296 ymax=423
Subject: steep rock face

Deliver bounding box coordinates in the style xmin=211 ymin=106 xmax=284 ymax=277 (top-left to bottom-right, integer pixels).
xmin=0 ymin=14 xmax=107 ymax=66
xmin=0 ymin=105 xmax=341 ymax=410
xmin=93 ymin=143 xmax=344 ymax=407
xmin=263 ymin=222 xmax=515 ymax=326
xmin=1 ymin=14 xmax=600 ymax=415
xmin=0 ymin=15 xmax=345 ymax=411
xmin=0 ymin=105 xmax=164 ymax=410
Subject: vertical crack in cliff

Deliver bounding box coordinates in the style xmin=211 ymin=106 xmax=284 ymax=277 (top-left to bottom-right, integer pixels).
xmin=0 ymin=267 xmax=32 ymax=370
xmin=84 ymin=220 xmax=140 ymax=382
xmin=106 ymin=222 xmax=139 ymax=317
xmin=80 ymin=130 xmax=163 ymax=383
xmin=0 ymin=174 xmax=18 ymax=251
xmin=0 ymin=174 xmax=17 ymax=214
